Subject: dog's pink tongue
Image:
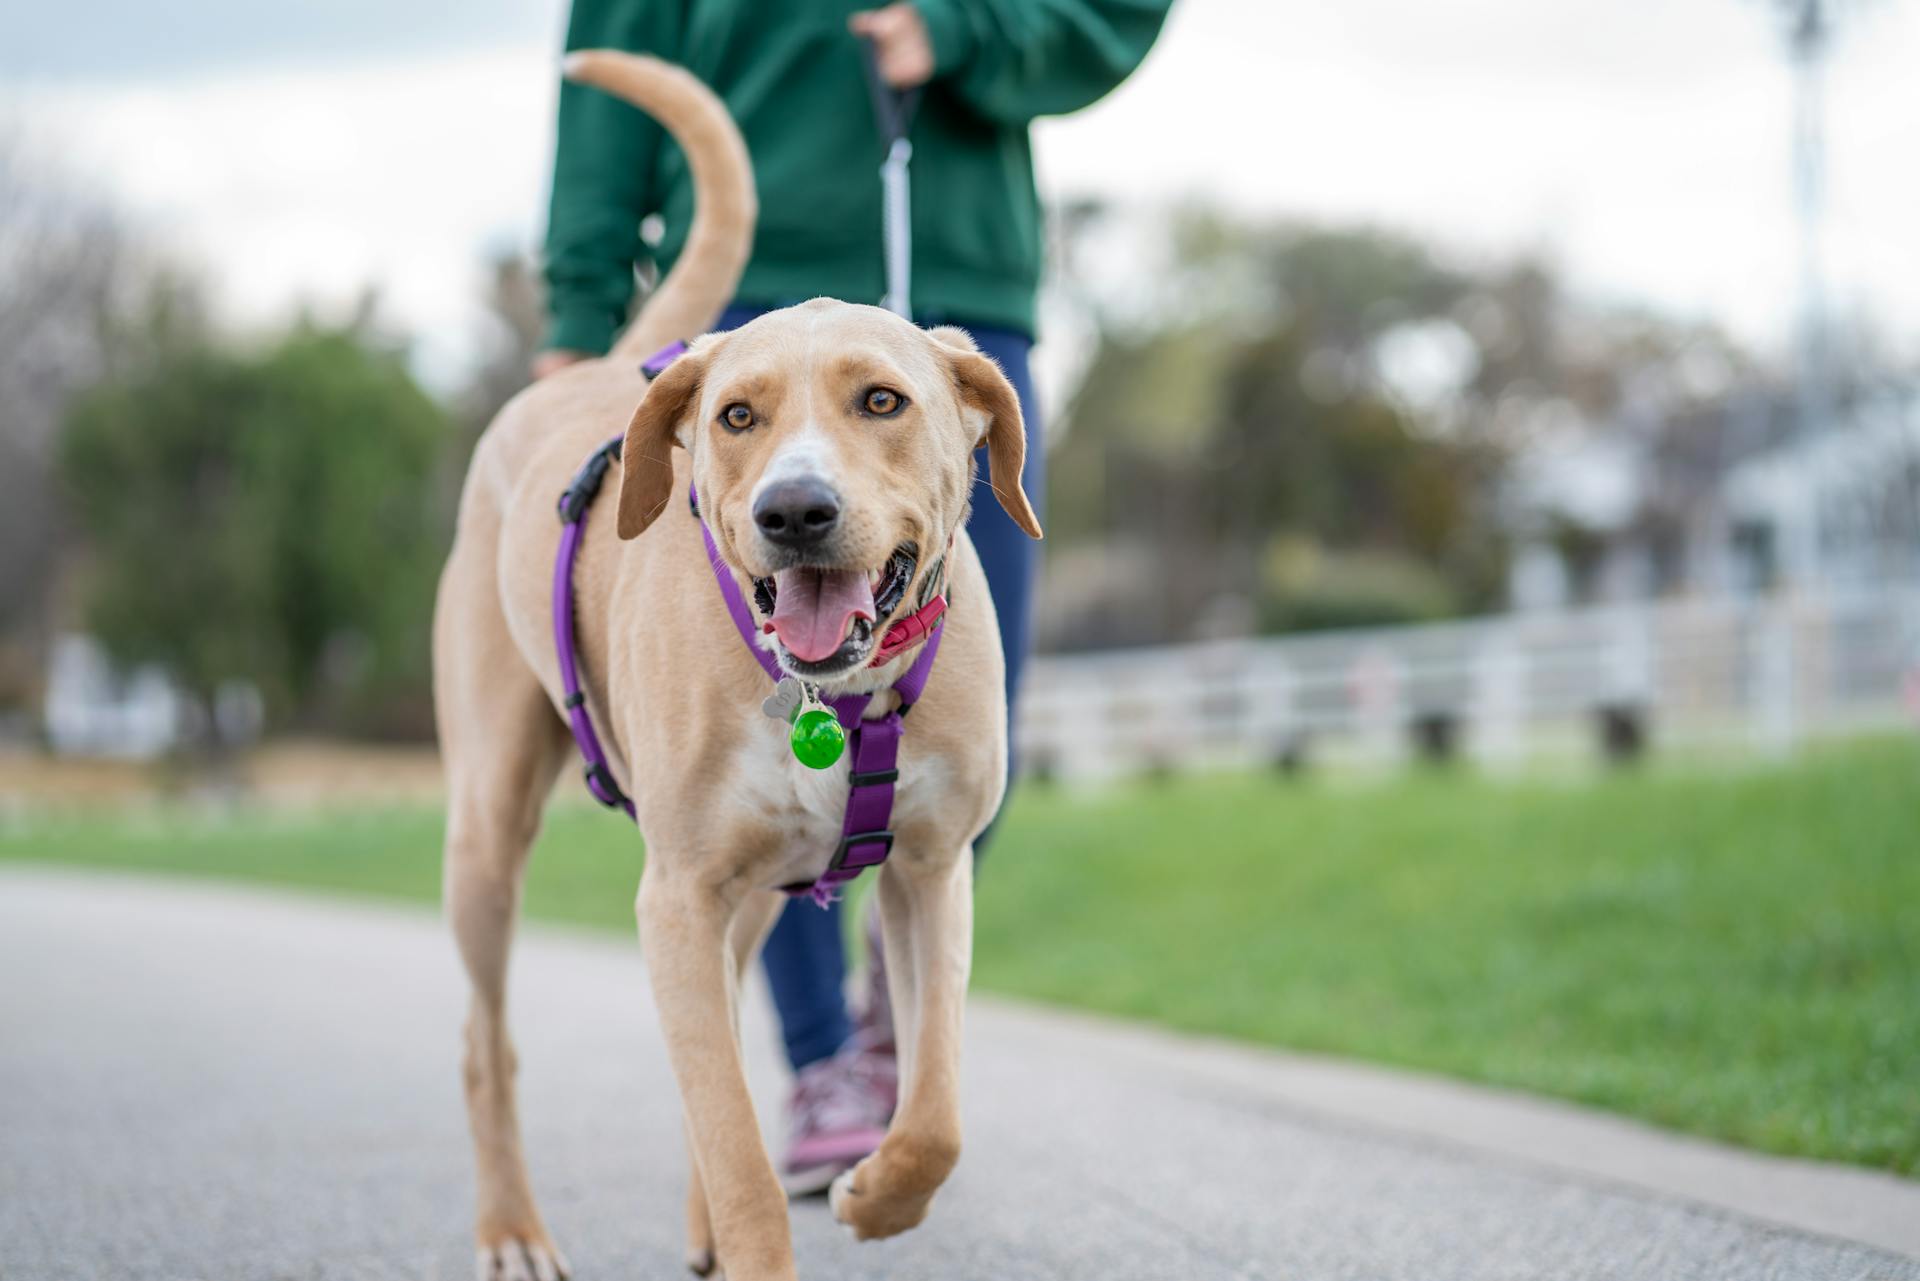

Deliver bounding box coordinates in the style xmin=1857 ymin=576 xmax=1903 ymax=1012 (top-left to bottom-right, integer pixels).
xmin=768 ymin=568 xmax=875 ymax=662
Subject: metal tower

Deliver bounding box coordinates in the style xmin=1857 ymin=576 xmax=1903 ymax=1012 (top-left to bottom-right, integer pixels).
xmin=1771 ymin=0 xmax=1839 ymax=583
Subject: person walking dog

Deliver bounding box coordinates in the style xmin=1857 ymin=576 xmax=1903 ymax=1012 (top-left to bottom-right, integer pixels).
xmin=536 ymin=0 xmax=1170 ymax=1194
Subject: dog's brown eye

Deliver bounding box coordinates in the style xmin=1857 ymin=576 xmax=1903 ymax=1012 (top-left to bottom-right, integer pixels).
xmin=863 ymin=387 xmax=904 ymax=416
xmin=721 ymin=403 xmax=754 ymax=432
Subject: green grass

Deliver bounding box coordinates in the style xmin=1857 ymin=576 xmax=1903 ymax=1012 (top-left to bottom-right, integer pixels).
xmin=4 ymin=738 xmax=1917 ymax=1174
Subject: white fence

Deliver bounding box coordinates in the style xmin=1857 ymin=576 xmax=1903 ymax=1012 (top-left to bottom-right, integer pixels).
xmin=1015 ymin=587 xmax=1920 ymax=780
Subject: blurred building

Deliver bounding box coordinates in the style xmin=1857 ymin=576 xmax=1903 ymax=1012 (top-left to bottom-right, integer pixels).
xmin=1508 ymin=387 xmax=1920 ymax=609
xmin=42 ymin=635 xmax=183 ymax=759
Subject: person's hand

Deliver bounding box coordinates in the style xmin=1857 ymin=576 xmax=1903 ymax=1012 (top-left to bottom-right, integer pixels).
xmin=532 ymin=349 xmax=591 ymax=380
xmin=849 ymin=4 xmax=934 ymax=90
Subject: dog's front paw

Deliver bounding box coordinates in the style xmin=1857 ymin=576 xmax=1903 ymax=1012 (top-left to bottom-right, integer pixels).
xmin=828 ymin=1159 xmax=936 ymax=1242
xmin=476 ymin=1235 xmax=570 ymax=1281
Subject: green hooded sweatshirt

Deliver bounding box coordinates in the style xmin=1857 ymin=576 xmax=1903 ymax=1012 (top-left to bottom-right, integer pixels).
xmin=544 ymin=0 xmax=1172 ymax=353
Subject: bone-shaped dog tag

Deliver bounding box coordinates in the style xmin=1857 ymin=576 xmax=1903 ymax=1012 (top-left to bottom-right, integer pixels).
xmin=762 ymin=676 xmax=803 ymax=722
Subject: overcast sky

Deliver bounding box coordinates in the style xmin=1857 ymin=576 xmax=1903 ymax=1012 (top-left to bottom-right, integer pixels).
xmin=9 ymin=0 xmax=1919 ymax=389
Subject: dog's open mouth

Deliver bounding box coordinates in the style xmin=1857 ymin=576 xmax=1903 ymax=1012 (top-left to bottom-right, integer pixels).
xmin=756 ymin=545 xmax=916 ymax=674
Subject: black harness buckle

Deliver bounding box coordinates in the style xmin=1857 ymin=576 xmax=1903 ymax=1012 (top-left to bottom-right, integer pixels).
xmin=583 ymin=761 xmax=627 ymax=810
xmin=832 ymin=829 xmax=894 ymax=870
xmin=557 ymin=437 xmax=624 ymax=524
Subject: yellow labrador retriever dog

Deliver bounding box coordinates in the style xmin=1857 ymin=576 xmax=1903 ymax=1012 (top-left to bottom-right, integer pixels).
xmin=435 ymin=51 xmax=1041 ymax=1281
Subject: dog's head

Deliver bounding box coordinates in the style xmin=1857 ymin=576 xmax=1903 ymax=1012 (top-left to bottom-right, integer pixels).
xmin=615 ymin=299 xmax=1042 ymax=680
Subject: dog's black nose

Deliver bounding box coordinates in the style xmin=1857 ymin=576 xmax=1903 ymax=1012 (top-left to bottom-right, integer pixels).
xmin=753 ymin=478 xmax=842 ymax=547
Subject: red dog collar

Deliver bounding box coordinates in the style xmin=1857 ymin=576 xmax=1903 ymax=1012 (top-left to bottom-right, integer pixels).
xmin=870 ymin=595 xmax=948 ymax=666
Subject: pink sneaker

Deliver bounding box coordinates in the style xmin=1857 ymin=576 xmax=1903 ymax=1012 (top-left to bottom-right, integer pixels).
xmin=781 ymin=1037 xmax=899 ymax=1196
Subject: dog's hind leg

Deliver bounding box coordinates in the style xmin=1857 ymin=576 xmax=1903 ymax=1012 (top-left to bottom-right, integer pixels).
xmin=437 ymin=541 xmax=573 ymax=1281
xmin=830 ymin=850 xmax=973 ymax=1241
xmin=445 ymin=698 xmax=570 ymax=1279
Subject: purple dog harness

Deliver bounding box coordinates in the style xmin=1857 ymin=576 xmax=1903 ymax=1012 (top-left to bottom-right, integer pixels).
xmin=551 ymin=343 xmax=945 ymax=906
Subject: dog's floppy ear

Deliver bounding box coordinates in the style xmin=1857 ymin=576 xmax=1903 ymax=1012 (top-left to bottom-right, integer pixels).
xmin=928 ymin=326 xmax=1044 ymax=540
xmin=616 ymin=340 xmax=710 ymax=540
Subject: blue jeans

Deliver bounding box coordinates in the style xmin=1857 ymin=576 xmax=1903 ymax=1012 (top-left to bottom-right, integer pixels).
xmin=713 ymin=303 xmax=1042 ymax=1070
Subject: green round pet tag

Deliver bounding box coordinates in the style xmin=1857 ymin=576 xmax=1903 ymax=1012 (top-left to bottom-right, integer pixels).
xmin=789 ymin=707 xmax=846 ymax=770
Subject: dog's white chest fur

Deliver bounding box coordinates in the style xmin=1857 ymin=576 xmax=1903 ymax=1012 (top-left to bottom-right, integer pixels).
xmin=729 ymin=702 xmax=944 ymax=887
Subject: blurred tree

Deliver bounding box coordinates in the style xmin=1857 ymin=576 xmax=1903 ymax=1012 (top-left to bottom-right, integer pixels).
xmin=59 ymin=309 xmax=451 ymax=746
xmin=1047 ymin=213 xmax=1505 ymax=646
xmin=0 ymin=141 xmax=127 ymax=715
xmin=1040 ymin=205 xmax=1850 ymax=643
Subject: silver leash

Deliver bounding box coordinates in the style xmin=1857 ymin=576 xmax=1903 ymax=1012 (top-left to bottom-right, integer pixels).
xmin=861 ymin=39 xmax=921 ymax=321
xmin=880 ymin=135 xmax=913 ymax=319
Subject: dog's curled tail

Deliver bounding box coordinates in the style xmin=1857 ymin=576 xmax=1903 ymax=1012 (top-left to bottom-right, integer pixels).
xmin=562 ymin=51 xmax=756 ymax=361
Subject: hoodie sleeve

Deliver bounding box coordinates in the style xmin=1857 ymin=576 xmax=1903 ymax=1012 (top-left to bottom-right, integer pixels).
xmin=543 ymin=0 xmax=687 ymax=355
xmin=909 ymin=0 xmax=1172 ymax=126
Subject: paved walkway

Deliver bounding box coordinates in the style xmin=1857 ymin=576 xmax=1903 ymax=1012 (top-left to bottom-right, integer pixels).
xmin=2 ymin=866 xmax=1915 ymax=1280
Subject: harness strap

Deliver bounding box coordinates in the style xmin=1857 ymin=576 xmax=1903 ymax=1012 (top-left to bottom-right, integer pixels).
xmin=641 ymin=340 xmax=686 ymax=380
xmin=552 ymin=436 xmax=635 ymax=819
xmin=696 ymin=495 xmax=942 ymax=904
xmin=698 ymin=507 xmax=944 ymax=906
